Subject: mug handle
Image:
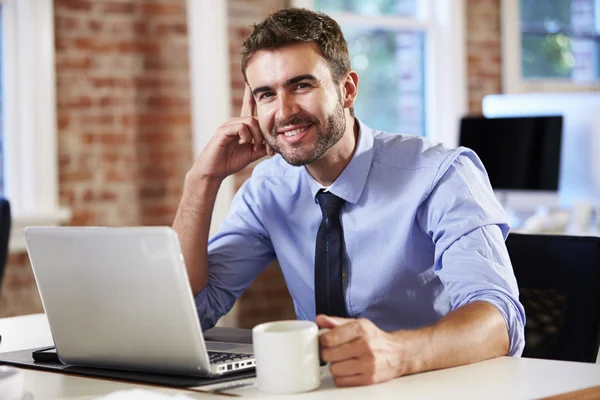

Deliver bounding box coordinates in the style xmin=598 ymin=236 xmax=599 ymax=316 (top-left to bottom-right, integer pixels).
xmin=317 ymin=328 xmax=330 ymax=366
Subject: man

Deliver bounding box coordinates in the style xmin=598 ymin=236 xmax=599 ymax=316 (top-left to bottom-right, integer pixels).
xmin=173 ymin=8 xmax=525 ymax=387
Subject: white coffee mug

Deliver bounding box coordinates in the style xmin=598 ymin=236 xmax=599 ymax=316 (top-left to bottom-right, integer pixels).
xmin=252 ymin=320 xmax=323 ymax=394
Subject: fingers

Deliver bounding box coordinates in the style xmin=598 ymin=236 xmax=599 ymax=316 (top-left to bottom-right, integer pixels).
xmin=320 ymin=319 xmax=369 ymax=349
xmin=240 ymin=85 xmax=256 ymax=117
xmin=321 ymin=338 xmax=367 ymax=363
xmin=220 ymin=118 xmax=264 ymax=150
xmin=237 ymin=124 xmax=254 ymax=145
xmin=239 ymin=85 xmax=261 ymax=149
xmin=328 ymin=358 xmax=366 ymax=378
xmin=317 ymin=314 xmax=351 ymax=329
xmin=333 ymin=374 xmax=379 ymax=388
xmin=223 ymin=117 xmax=265 ymax=151
xmin=244 ymin=117 xmax=264 ymax=152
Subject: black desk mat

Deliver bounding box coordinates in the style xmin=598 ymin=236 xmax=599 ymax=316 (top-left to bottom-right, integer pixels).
xmin=0 ymin=347 xmax=255 ymax=388
xmin=0 ymin=327 xmax=256 ymax=388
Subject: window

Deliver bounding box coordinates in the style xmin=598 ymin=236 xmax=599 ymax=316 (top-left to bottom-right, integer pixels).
xmin=1 ymin=0 xmax=69 ymax=251
xmin=502 ymin=0 xmax=600 ymax=92
xmin=292 ymin=0 xmax=466 ymax=145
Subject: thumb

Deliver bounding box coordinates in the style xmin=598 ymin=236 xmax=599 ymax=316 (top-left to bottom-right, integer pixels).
xmin=316 ymin=314 xmax=352 ymax=329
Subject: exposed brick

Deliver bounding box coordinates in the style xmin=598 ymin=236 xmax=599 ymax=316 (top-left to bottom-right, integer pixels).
xmin=56 ymin=56 xmax=93 ymax=70
xmin=146 ymin=95 xmax=189 ymax=108
xmin=139 ymin=186 xmax=168 ymax=199
xmin=74 ymin=38 xmax=116 ymax=52
xmin=133 ymin=22 xmax=150 ymax=36
xmin=103 ymin=2 xmax=136 ymax=14
xmin=118 ymin=41 xmax=161 ymax=54
xmin=466 ymin=0 xmax=502 ymax=114
xmin=156 ymin=23 xmax=187 ymax=35
xmin=140 ymin=3 xmax=184 ymax=16
xmin=70 ymin=210 xmax=97 ymax=226
xmin=56 ymin=0 xmax=92 ymax=11
xmin=58 ymin=115 xmax=71 ymax=129
xmin=138 ymin=132 xmax=178 ymax=144
xmin=60 ymin=170 xmax=94 ymax=182
xmin=55 ymin=16 xmax=80 ymax=31
xmin=121 ymin=114 xmax=191 ymax=126
xmin=88 ymin=19 xmax=103 ymax=32
xmin=63 ymin=96 xmax=94 ymax=109
xmin=91 ymin=77 xmax=135 ymax=89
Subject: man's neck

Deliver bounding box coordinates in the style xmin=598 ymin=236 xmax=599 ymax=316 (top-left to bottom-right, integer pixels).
xmin=306 ymin=114 xmax=358 ymax=187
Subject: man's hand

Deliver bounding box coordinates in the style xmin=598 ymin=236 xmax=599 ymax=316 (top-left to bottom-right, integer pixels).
xmin=186 ymin=85 xmax=275 ymax=184
xmin=317 ymin=314 xmax=411 ymax=387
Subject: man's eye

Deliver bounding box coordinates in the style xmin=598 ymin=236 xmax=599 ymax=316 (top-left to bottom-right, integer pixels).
xmin=295 ymin=83 xmax=309 ymax=90
xmin=260 ymin=93 xmax=274 ymax=100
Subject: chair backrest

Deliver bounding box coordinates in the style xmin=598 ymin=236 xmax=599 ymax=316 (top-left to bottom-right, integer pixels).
xmin=0 ymin=199 xmax=10 ymax=296
xmin=506 ymin=233 xmax=600 ymax=362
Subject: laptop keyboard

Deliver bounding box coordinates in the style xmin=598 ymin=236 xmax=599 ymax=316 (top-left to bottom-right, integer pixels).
xmin=208 ymin=351 xmax=253 ymax=364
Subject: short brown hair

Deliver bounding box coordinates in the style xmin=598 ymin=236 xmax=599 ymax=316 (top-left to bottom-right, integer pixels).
xmin=241 ymin=8 xmax=351 ymax=85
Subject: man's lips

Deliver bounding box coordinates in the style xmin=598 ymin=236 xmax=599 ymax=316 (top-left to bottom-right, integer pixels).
xmin=277 ymin=124 xmax=313 ymax=143
xmin=277 ymin=123 xmax=312 ymax=134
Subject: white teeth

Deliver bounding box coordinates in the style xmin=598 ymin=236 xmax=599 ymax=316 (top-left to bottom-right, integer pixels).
xmin=284 ymin=127 xmax=308 ymax=137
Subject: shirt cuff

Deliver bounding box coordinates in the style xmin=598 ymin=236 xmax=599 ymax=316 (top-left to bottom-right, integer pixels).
xmin=468 ymin=294 xmax=525 ymax=357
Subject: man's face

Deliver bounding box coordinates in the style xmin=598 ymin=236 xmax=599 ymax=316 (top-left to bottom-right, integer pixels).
xmin=245 ymin=43 xmax=346 ymax=166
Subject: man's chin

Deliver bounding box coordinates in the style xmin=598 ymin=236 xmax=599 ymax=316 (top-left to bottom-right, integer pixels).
xmin=278 ymin=151 xmax=319 ymax=167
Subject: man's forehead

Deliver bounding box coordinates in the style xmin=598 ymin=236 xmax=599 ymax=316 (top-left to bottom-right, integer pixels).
xmin=245 ymin=43 xmax=331 ymax=88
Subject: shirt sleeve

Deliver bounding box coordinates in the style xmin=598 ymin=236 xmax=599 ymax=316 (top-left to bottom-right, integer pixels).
xmin=195 ymin=176 xmax=276 ymax=330
xmin=417 ymin=150 xmax=526 ymax=356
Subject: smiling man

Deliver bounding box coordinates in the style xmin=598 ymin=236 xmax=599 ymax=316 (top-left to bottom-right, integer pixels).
xmin=173 ymin=8 xmax=525 ymax=387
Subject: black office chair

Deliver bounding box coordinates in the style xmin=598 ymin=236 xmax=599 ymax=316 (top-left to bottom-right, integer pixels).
xmin=506 ymin=233 xmax=600 ymax=362
xmin=0 ymin=199 xmax=10 ymax=298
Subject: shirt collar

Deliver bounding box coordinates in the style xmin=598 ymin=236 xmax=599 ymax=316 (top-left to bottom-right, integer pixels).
xmin=308 ymin=118 xmax=375 ymax=205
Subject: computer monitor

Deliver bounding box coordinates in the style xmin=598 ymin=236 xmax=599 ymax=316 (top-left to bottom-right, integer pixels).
xmin=482 ymin=93 xmax=600 ymax=207
xmin=459 ymin=115 xmax=563 ymax=214
xmin=459 ymin=115 xmax=563 ymax=212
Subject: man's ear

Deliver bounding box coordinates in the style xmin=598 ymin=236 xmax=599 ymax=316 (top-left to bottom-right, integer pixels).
xmin=341 ymin=71 xmax=359 ymax=110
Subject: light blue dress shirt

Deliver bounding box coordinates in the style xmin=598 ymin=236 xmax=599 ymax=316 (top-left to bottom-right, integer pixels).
xmin=196 ymin=119 xmax=526 ymax=356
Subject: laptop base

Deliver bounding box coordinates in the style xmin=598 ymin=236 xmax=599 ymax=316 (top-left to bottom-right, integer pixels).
xmin=0 ymin=347 xmax=255 ymax=388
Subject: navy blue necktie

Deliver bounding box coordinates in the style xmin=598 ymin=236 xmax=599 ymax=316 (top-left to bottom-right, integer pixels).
xmin=314 ymin=190 xmax=347 ymax=318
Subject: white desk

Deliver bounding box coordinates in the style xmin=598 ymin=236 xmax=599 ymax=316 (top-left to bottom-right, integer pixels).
xmin=2 ymin=314 xmax=600 ymax=399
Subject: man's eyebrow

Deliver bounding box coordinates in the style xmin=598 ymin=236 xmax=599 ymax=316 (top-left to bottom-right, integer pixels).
xmin=285 ymin=74 xmax=319 ymax=85
xmin=252 ymin=74 xmax=319 ymax=97
xmin=252 ymin=85 xmax=273 ymax=97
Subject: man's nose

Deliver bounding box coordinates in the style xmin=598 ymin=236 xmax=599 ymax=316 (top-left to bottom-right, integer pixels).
xmin=276 ymin=93 xmax=299 ymax=122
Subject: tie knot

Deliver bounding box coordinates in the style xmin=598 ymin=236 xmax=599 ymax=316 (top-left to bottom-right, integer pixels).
xmin=316 ymin=190 xmax=345 ymax=218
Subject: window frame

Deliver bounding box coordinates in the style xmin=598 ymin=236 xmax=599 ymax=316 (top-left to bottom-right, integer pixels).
xmin=1 ymin=0 xmax=70 ymax=252
xmin=501 ymin=0 xmax=600 ymax=93
xmin=186 ymin=0 xmax=234 ymax=239
xmin=292 ymin=0 xmax=467 ymax=147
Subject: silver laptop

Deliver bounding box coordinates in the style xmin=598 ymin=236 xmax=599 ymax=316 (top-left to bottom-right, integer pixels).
xmin=24 ymin=226 xmax=255 ymax=377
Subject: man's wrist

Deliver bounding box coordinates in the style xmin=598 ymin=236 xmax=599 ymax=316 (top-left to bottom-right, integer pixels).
xmin=184 ymin=172 xmax=223 ymax=195
xmin=390 ymin=327 xmax=433 ymax=376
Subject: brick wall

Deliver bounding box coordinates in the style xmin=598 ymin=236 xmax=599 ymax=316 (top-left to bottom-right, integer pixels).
xmin=0 ymin=0 xmax=192 ymax=317
xmin=466 ymin=0 xmax=503 ymax=114
xmin=1 ymin=0 xmax=504 ymax=322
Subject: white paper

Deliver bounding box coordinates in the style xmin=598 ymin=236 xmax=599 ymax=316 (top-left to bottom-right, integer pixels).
xmin=95 ymin=389 xmax=197 ymax=400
